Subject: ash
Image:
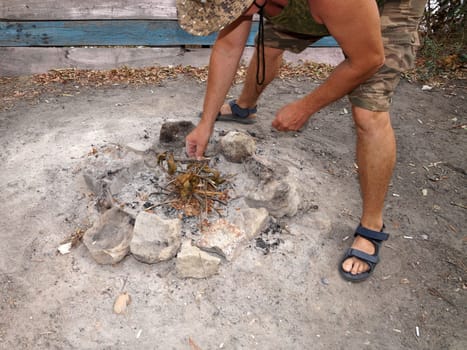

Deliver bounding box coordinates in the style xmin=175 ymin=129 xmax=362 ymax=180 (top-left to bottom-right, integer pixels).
xmin=255 ymin=218 xmax=286 ymax=254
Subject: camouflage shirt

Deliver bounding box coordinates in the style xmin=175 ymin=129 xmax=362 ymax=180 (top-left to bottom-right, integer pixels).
xmin=265 ymin=0 xmax=386 ymax=35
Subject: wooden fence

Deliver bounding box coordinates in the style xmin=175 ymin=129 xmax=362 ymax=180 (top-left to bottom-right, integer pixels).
xmin=0 ymin=0 xmax=341 ymax=76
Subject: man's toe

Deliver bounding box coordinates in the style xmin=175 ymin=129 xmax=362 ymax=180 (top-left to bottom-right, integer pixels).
xmin=342 ymin=258 xmax=353 ymax=273
xmin=350 ymin=261 xmax=360 ymax=275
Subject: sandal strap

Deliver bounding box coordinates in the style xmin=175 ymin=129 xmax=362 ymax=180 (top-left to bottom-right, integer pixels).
xmin=347 ymin=248 xmax=379 ymax=265
xmin=355 ymin=224 xmax=389 ymax=242
xmin=229 ymin=100 xmax=257 ymax=118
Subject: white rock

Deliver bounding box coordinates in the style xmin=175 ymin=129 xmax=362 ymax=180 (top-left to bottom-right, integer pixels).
xmin=232 ymin=207 xmax=269 ymax=240
xmin=176 ymin=240 xmax=221 ymax=279
xmin=57 ymin=242 xmax=72 ymax=255
xmin=125 ymin=141 xmax=152 ymax=154
xmin=196 ymin=219 xmax=244 ymax=261
xmin=130 ymin=211 xmax=182 ymax=264
xmin=220 ymin=131 xmax=256 ymax=163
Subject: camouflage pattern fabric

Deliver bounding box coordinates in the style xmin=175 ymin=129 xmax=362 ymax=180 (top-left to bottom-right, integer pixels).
xmin=264 ymin=0 xmax=385 ymax=36
xmin=349 ymin=0 xmax=427 ymax=111
xmin=264 ymin=0 xmax=328 ymax=36
xmin=262 ymin=22 xmax=325 ymax=54
xmin=262 ymin=0 xmax=427 ymax=111
xmin=176 ymin=0 xmax=255 ymax=36
xmin=176 ymin=0 xmax=428 ymax=111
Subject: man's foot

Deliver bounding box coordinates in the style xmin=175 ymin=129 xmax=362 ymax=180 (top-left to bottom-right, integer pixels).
xmin=216 ymin=100 xmax=257 ymax=124
xmin=219 ymin=102 xmax=233 ymax=116
xmin=341 ymin=235 xmax=375 ymax=275
xmin=338 ymin=225 xmax=389 ymax=282
xmin=199 ymin=100 xmax=257 ymax=124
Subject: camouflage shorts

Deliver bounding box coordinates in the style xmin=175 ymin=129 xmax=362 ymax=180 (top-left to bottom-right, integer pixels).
xmin=262 ymin=21 xmax=324 ymax=54
xmin=262 ymin=0 xmax=427 ymax=111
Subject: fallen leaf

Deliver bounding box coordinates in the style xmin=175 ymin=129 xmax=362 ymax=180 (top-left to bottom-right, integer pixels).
xmin=113 ymin=292 xmax=131 ymax=314
xmin=189 ymin=337 xmax=202 ymax=350
xmin=167 ymin=153 xmax=177 ymax=175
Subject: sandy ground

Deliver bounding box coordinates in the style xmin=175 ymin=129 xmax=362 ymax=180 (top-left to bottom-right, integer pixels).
xmin=0 ymin=74 xmax=466 ymax=349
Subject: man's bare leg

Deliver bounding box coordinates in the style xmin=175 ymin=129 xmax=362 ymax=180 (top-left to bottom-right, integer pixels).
xmin=219 ymin=46 xmax=284 ymax=115
xmin=342 ymin=106 xmax=396 ymax=275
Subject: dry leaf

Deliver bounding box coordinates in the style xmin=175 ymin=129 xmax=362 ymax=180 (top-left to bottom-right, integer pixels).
xmin=189 ymin=337 xmax=202 ymax=350
xmin=113 ymin=292 xmax=131 ymax=314
xmin=167 ymin=153 xmax=177 ymax=175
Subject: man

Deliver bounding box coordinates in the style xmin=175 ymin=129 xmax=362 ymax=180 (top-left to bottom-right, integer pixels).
xmin=176 ymin=0 xmax=426 ymax=282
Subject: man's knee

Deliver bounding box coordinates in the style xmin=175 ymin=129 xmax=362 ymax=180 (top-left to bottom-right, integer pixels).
xmin=352 ymin=106 xmax=391 ymax=134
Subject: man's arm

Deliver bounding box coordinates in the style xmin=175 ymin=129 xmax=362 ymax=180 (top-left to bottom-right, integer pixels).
xmin=186 ymin=16 xmax=253 ymax=159
xmin=273 ymin=0 xmax=384 ymax=130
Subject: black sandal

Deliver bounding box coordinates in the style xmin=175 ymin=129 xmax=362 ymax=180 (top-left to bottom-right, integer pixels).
xmin=199 ymin=100 xmax=257 ymax=124
xmin=338 ymin=224 xmax=389 ymax=282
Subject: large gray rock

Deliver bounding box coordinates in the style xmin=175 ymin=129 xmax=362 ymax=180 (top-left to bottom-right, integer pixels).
xmin=245 ymin=175 xmax=301 ymax=217
xmin=83 ymin=207 xmax=134 ymax=264
xmin=220 ymin=131 xmax=256 ymax=163
xmin=242 ymin=157 xmax=301 ymax=218
xmin=130 ymin=211 xmax=182 ymax=264
xmin=176 ymin=240 xmax=221 ymax=279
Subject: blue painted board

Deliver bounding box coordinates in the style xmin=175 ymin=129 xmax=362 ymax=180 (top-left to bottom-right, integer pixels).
xmin=0 ymin=20 xmax=338 ymax=47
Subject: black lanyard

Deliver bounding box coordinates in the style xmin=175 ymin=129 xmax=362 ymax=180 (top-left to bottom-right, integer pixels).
xmin=254 ymin=0 xmax=266 ymax=85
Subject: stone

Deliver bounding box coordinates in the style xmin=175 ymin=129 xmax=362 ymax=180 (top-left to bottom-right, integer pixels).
xmin=196 ymin=208 xmax=269 ymax=260
xmin=220 ymin=131 xmax=256 ymax=163
xmin=176 ymin=240 xmax=221 ymax=279
xmin=242 ymin=157 xmax=301 ymax=217
xmin=125 ymin=141 xmax=152 ymax=154
xmin=83 ymin=207 xmax=134 ymax=264
xmin=159 ymin=120 xmax=196 ymax=146
xmin=130 ymin=211 xmax=182 ymax=264
xmin=196 ymin=219 xmax=243 ymax=260
xmin=245 ymin=175 xmax=301 ymax=218
xmin=232 ymin=207 xmax=270 ymax=240
xmin=244 ymin=156 xmax=289 ymax=182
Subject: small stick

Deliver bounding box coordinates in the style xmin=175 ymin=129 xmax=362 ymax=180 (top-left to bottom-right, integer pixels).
xmin=144 ymin=199 xmax=179 ymax=211
xmin=427 ymin=287 xmax=456 ymax=307
xmin=450 ymin=201 xmax=467 ymax=210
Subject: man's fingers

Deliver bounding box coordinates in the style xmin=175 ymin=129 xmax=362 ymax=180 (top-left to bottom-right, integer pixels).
xmin=195 ymin=152 xmax=204 ymax=161
xmin=186 ymin=141 xmax=205 ymax=160
xmin=185 ymin=141 xmax=197 ymax=158
xmin=271 ymin=118 xmax=281 ymax=130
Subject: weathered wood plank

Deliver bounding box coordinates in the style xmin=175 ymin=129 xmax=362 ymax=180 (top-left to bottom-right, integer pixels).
xmin=0 ymin=47 xmax=344 ymax=76
xmin=0 ymin=20 xmax=338 ymax=47
xmin=0 ymin=20 xmax=219 ymax=46
xmin=0 ymin=0 xmax=178 ymax=20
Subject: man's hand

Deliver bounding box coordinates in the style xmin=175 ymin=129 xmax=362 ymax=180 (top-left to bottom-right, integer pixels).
xmin=185 ymin=123 xmax=213 ymax=160
xmin=272 ymin=99 xmax=311 ymax=131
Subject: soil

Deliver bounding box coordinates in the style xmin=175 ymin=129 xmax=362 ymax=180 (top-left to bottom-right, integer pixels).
xmin=0 ymin=73 xmax=466 ymax=350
